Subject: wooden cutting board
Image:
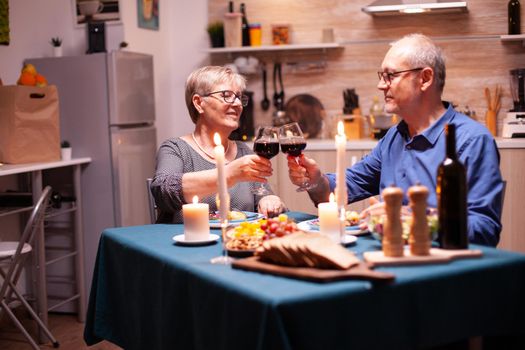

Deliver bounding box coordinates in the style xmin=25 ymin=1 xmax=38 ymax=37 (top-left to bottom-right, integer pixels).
xmin=232 ymin=256 xmax=395 ymax=283
xmin=363 ymin=247 xmax=483 ymax=267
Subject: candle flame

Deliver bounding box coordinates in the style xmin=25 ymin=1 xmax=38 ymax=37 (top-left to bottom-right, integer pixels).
xmin=329 ymin=192 xmax=335 ymax=203
xmin=337 ymin=121 xmax=345 ymax=136
xmin=213 ymin=133 xmax=221 ymax=146
xmin=192 ymin=195 xmax=199 ymax=204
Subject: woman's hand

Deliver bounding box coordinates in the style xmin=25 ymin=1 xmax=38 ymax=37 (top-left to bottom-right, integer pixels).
xmin=226 ymin=154 xmax=273 ymax=185
xmin=258 ymin=195 xmax=287 ymax=218
xmin=286 ymin=154 xmax=322 ymax=188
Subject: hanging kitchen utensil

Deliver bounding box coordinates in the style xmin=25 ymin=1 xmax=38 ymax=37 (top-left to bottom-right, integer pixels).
xmin=260 ymin=64 xmax=270 ymax=111
xmin=273 ymin=62 xmax=285 ymax=111
xmin=277 ymin=62 xmax=285 ymax=109
xmin=272 ymin=62 xmax=279 ymax=109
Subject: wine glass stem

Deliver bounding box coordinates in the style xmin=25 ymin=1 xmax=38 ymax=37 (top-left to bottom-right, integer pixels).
xmin=221 ymin=220 xmax=228 ymax=258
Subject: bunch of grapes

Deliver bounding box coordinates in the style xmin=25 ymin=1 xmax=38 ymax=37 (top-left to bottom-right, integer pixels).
xmin=259 ymin=214 xmax=297 ymax=240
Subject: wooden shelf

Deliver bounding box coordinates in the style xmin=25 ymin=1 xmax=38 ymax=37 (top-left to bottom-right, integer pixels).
xmin=500 ymin=34 xmax=525 ymax=47
xmin=205 ymin=42 xmax=342 ymax=54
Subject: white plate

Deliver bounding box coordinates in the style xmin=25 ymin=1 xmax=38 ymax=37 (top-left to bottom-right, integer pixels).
xmin=209 ymin=212 xmax=264 ymax=228
xmin=297 ymin=219 xmax=368 ymax=236
xmin=341 ymin=234 xmax=358 ymax=246
xmin=172 ymin=233 xmax=220 ymax=246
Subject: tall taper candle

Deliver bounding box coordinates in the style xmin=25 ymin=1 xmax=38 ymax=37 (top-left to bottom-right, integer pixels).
xmin=335 ymin=121 xmax=348 ymax=208
xmin=213 ymin=133 xmax=229 ymax=221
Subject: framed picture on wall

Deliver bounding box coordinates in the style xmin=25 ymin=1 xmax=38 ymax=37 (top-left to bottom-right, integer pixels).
xmin=0 ymin=0 xmax=10 ymax=45
xmin=73 ymin=0 xmax=121 ymax=26
xmin=137 ymin=0 xmax=159 ymax=30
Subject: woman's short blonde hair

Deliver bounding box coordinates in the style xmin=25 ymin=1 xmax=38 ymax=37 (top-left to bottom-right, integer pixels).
xmin=185 ymin=66 xmax=247 ymax=124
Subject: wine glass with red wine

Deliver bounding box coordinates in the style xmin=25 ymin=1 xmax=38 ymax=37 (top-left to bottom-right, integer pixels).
xmin=252 ymin=126 xmax=280 ymax=195
xmin=279 ymin=122 xmax=316 ymax=192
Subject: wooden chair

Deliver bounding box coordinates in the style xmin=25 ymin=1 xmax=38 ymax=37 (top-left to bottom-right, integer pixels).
xmin=0 ymin=186 xmax=59 ymax=349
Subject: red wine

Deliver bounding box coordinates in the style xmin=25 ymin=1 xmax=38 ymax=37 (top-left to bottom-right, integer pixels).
xmin=436 ymin=124 xmax=468 ymax=249
xmin=280 ymin=142 xmax=306 ymax=157
xmin=254 ymin=141 xmax=279 ymax=159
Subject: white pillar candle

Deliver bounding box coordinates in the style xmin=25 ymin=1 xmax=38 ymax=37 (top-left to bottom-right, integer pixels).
xmin=213 ymin=133 xmax=229 ymax=222
xmin=335 ymin=121 xmax=348 ymax=208
xmin=318 ymin=193 xmax=340 ymax=243
xmin=183 ymin=195 xmax=210 ymax=241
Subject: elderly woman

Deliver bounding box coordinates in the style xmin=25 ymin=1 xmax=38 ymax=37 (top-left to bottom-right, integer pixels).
xmin=151 ymin=66 xmax=286 ymax=223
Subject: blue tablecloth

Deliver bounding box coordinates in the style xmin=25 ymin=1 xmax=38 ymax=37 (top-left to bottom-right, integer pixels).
xmin=84 ymin=212 xmax=525 ymax=350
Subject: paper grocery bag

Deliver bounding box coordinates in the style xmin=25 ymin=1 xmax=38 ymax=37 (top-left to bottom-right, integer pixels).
xmin=0 ymin=85 xmax=61 ymax=164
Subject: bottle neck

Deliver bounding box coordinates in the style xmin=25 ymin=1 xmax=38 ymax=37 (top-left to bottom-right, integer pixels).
xmin=445 ymin=123 xmax=458 ymax=160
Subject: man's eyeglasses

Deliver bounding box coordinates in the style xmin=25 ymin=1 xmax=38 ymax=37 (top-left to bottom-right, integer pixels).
xmin=377 ymin=68 xmax=424 ymax=85
xmin=203 ymin=90 xmax=249 ymax=107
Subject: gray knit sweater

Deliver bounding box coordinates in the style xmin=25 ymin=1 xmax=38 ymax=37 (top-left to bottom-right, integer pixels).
xmin=151 ymin=137 xmax=272 ymax=223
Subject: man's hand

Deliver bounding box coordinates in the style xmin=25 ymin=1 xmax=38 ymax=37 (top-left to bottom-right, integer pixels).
xmin=286 ymin=154 xmax=322 ymax=188
xmin=286 ymin=154 xmax=331 ymax=204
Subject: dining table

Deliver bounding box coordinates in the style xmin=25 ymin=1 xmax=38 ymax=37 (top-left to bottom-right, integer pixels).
xmin=84 ymin=212 xmax=525 ymax=350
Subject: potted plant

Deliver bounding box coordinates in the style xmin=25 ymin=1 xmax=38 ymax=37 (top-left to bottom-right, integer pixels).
xmin=61 ymin=140 xmax=72 ymax=161
xmin=207 ymin=21 xmax=224 ymax=48
xmin=50 ymin=36 xmax=63 ymax=57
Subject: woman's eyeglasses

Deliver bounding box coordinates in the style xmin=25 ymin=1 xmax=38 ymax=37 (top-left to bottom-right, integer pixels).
xmin=203 ymin=90 xmax=249 ymax=107
xmin=377 ymin=68 xmax=424 ymax=85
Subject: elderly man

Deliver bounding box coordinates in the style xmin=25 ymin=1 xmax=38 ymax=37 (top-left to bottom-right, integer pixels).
xmin=287 ymin=33 xmax=503 ymax=246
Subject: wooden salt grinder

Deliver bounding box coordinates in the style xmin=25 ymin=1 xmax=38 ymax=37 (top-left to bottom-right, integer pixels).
xmin=408 ymin=185 xmax=430 ymax=256
xmin=382 ymin=186 xmax=404 ymax=257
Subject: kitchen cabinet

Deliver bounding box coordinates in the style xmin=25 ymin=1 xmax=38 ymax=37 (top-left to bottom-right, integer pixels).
xmin=269 ymin=139 xmax=525 ymax=253
xmin=0 ymin=158 xmax=91 ymax=335
xmin=498 ymin=148 xmax=525 ymax=252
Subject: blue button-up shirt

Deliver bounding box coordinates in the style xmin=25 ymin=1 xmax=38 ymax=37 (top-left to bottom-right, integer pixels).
xmin=326 ymin=102 xmax=503 ymax=246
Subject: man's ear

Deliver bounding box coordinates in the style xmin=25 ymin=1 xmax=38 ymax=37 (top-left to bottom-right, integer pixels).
xmin=193 ymin=94 xmax=205 ymax=114
xmin=420 ymin=67 xmax=434 ymax=92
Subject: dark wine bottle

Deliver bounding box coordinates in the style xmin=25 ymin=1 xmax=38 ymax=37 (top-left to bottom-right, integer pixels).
xmin=240 ymin=3 xmax=250 ymax=46
xmin=228 ymin=1 xmax=234 ymax=13
xmin=509 ymin=0 xmax=521 ymax=35
xmin=437 ymin=124 xmax=468 ymax=249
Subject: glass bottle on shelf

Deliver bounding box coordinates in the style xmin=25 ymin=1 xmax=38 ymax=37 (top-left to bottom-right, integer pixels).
xmin=240 ymin=3 xmax=250 ymax=46
xmin=508 ymin=0 xmax=521 ymax=35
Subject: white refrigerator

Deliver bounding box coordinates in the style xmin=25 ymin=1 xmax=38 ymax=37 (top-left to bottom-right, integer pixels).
xmin=27 ymin=51 xmax=157 ymax=302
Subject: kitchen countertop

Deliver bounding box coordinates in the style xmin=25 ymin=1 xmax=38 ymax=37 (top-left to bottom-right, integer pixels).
xmin=299 ymin=138 xmax=525 ymax=151
xmin=0 ymin=157 xmax=92 ymax=176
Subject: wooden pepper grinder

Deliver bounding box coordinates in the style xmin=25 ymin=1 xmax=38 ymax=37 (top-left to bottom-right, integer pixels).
xmin=382 ymin=186 xmax=404 ymax=257
xmin=408 ymin=185 xmax=431 ymax=256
